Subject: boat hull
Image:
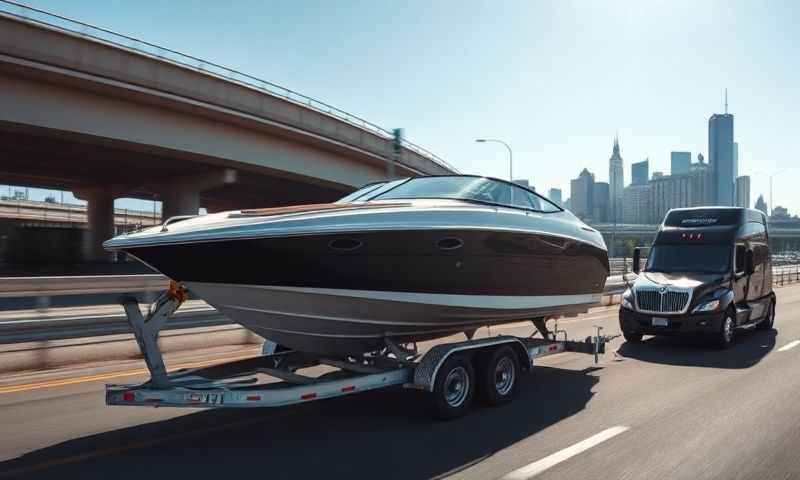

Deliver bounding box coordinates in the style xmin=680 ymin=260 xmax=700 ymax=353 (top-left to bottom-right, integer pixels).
xmin=185 ymin=282 xmax=603 ymax=355
xmin=123 ymin=227 xmax=608 ymax=354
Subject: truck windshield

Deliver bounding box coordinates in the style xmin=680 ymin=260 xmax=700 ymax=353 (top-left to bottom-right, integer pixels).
xmin=645 ymin=244 xmax=732 ymax=274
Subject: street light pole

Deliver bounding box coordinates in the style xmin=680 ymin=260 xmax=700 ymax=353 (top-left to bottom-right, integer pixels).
xmin=755 ymin=169 xmax=787 ymax=217
xmin=475 ymin=138 xmax=513 ymax=181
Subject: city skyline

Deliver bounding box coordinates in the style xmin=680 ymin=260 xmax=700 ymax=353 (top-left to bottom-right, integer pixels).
xmin=5 ymin=0 xmax=800 ymax=214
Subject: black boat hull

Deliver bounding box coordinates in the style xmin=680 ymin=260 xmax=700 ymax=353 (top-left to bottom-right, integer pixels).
xmin=124 ymin=228 xmax=608 ymax=354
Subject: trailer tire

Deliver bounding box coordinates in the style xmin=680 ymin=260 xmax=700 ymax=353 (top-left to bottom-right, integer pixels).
xmin=432 ymin=354 xmax=475 ymax=420
xmin=478 ymin=346 xmax=519 ymax=406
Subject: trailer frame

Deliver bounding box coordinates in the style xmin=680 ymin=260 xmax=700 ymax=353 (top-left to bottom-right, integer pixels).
xmin=106 ymin=285 xmax=613 ymax=416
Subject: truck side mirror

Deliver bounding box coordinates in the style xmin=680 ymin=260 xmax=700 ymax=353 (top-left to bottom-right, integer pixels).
xmin=746 ymin=250 xmax=755 ymax=275
xmin=633 ymin=247 xmax=641 ymax=274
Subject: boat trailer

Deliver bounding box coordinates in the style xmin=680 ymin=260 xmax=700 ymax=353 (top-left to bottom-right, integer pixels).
xmin=107 ymin=283 xmax=615 ymax=418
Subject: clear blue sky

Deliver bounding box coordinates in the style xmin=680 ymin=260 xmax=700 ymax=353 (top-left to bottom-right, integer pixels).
xmin=10 ymin=0 xmax=800 ymax=213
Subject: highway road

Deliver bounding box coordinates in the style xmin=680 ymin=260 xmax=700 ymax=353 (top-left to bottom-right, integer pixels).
xmin=1 ymin=286 xmax=799 ymax=479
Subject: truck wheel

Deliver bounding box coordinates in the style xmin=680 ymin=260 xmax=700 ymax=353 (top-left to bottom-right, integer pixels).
xmin=623 ymin=331 xmax=643 ymax=343
xmin=479 ymin=346 xmax=519 ymax=406
xmin=757 ymin=300 xmax=775 ymax=331
xmin=715 ymin=310 xmax=736 ymax=349
xmin=432 ymin=354 xmax=475 ymax=420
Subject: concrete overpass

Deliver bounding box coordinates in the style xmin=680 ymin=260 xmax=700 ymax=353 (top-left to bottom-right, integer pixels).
xmin=0 ymin=1 xmax=456 ymax=260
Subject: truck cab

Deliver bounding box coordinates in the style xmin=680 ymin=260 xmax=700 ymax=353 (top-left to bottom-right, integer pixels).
xmin=619 ymin=207 xmax=776 ymax=348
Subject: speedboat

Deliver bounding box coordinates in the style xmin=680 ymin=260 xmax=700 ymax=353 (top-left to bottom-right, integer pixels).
xmin=104 ymin=175 xmax=609 ymax=355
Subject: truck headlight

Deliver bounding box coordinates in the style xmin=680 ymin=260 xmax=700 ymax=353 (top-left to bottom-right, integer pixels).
xmin=692 ymin=299 xmax=720 ymax=313
xmin=621 ymin=289 xmax=634 ymax=310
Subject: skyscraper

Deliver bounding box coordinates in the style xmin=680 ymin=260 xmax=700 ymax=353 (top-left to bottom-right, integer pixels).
xmin=631 ymin=159 xmax=649 ymax=185
xmin=709 ymin=113 xmax=735 ymax=206
xmin=623 ymin=183 xmax=651 ymax=224
xmin=690 ymin=156 xmax=713 ymax=206
xmin=650 ymin=173 xmax=691 ymax=222
xmin=670 ymin=152 xmax=691 ymax=175
xmin=570 ymin=168 xmax=595 ymax=220
xmin=754 ymin=195 xmax=768 ymax=215
xmin=547 ymin=188 xmax=562 ymax=205
xmin=593 ymin=182 xmax=610 ymax=223
xmin=735 ymin=176 xmax=751 ymax=208
xmin=608 ymin=136 xmax=624 ymax=223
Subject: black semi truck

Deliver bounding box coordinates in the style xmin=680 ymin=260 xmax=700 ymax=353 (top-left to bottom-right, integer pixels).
xmin=620 ymin=207 xmax=776 ymax=348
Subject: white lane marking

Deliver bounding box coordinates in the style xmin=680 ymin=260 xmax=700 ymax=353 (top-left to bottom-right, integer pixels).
xmin=778 ymin=340 xmax=800 ymax=352
xmin=500 ymin=426 xmax=630 ymax=480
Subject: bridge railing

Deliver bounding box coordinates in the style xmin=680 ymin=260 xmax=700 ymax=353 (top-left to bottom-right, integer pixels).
xmin=0 ymin=0 xmax=457 ymax=174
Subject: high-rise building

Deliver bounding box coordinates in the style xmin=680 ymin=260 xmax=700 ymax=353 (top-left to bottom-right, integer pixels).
xmin=608 ymin=136 xmax=624 ymax=223
xmin=652 ymin=171 xmax=664 ymax=179
xmin=570 ymin=168 xmax=595 ymax=220
xmin=689 ymin=157 xmax=713 ymax=206
xmin=631 ymin=159 xmax=649 ymax=185
xmin=754 ymin=195 xmax=768 ymax=215
xmin=513 ymin=179 xmax=530 ymax=188
xmin=623 ymin=184 xmax=651 ymax=224
xmin=733 ymin=142 xmax=739 ymax=182
xmin=593 ymin=182 xmax=610 ymax=223
xmin=547 ymin=188 xmax=562 ymax=205
xmin=735 ymin=176 xmax=751 ymax=208
xmin=671 ymin=152 xmax=691 ymax=175
xmin=709 ymin=113 xmax=735 ymax=205
xmin=650 ymin=174 xmax=691 ymax=222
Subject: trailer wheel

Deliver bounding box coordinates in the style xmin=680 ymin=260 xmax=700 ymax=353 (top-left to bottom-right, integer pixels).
xmin=432 ymin=354 xmax=475 ymax=419
xmin=479 ymin=346 xmax=519 ymax=406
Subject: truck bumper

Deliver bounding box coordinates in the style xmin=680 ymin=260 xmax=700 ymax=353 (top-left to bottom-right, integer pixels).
xmin=619 ymin=308 xmax=725 ymax=337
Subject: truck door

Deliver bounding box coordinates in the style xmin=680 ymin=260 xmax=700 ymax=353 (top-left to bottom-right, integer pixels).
xmin=749 ymin=242 xmax=769 ymax=319
xmin=733 ymin=243 xmax=749 ymax=324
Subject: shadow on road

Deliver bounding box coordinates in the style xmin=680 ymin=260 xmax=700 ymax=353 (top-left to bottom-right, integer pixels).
xmin=0 ymin=365 xmax=600 ymax=480
xmin=616 ymin=328 xmax=777 ymax=369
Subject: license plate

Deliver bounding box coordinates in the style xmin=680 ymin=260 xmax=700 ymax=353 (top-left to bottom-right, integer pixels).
xmin=652 ymin=317 xmax=669 ymax=327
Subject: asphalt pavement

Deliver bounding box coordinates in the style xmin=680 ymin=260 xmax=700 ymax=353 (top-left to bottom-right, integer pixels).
xmin=1 ymin=286 xmax=799 ymax=479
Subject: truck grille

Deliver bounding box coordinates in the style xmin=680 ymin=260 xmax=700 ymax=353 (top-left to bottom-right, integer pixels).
xmin=635 ymin=289 xmax=691 ymax=314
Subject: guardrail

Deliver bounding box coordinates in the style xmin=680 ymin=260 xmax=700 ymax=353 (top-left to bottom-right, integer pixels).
xmin=0 ymin=0 xmax=457 ymax=174
xmin=0 ymin=274 xmax=168 ymax=298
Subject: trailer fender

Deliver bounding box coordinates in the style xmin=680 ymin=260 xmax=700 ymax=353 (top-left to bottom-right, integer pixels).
xmin=411 ymin=336 xmax=530 ymax=392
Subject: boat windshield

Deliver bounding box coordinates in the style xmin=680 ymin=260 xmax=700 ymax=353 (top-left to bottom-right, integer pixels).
xmin=336 ymin=179 xmax=407 ymax=203
xmin=371 ymin=176 xmax=561 ymax=212
xmin=645 ymin=244 xmax=732 ymax=274
xmin=336 ymin=182 xmax=387 ymax=203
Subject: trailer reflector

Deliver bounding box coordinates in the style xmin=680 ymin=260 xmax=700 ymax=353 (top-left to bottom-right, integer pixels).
xmin=122 ymin=392 xmax=135 ymax=402
xmin=301 ymin=392 xmax=317 ymax=400
xmin=341 ymin=385 xmax=356 ymax=392
xmin=246 ymin=395 xmax=261 ymax=401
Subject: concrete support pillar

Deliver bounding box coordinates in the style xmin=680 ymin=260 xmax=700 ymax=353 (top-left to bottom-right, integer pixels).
xmin=156 ymin=168 xmax=237 ymax=220
xmin=83 ymin=190 xmax=115 ymax=262
xmin=161 ymin=186 xmax=201 ymax=220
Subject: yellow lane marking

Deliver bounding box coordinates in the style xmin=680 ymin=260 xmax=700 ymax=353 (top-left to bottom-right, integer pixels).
xmin=0 ymin=350 xmax=260 ymax=395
